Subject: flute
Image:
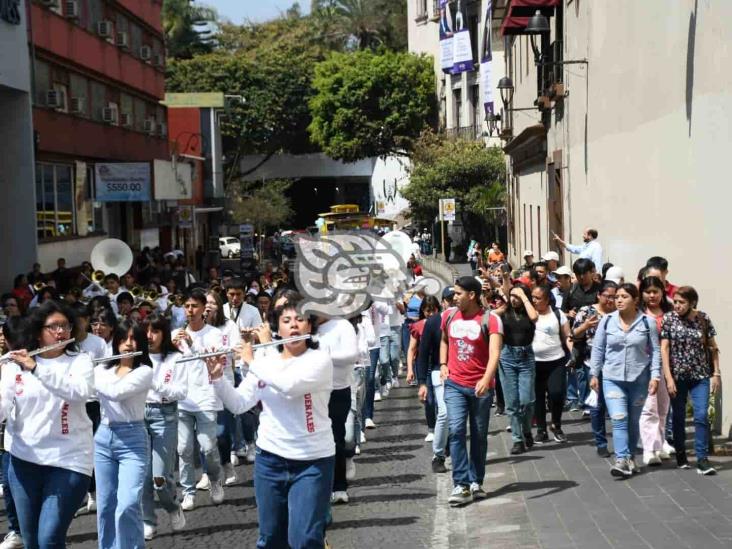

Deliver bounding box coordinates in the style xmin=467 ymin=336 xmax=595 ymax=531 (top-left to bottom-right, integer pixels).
xmin=0 ymin=338 xmax=76 ymax=364
xmin=176 ymin=334 xmax=314 ymax=364
xmin=92 ymin=351 xmax=143 ymax=364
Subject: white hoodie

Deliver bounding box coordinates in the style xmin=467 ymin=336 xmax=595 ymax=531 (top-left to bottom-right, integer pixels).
xmin=1 ymin=352 xmax=94 ymax=476
xmin=214 ymin=348 xmax=334 ymax=460
xmin=317 ymin=319 xmax=359 ymax=390
xmin=147 ymin=352 xmax=188 ymax=404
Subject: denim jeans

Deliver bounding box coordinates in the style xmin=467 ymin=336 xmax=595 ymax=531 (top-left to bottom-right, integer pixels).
xmin=95 ymin=421 xmax=149 ymax=549
xmin=345 ymin=367 xmax=366 ymax=456
xmin=362 ymin=348 xmax=380 ymax=421
xmin=499 ymin=345 xmax=536 ymax=444
xmin=178 ymin=409 xmax=221 ymax=496
xmin=589 ymin=373 xmax=608 ymax=449
xmin=603 ymin=371 xmax=649 ymax=459
xmin=202 ymin=410 xmax=234 ymax=468
xmin=566 ymin=368 xmax=579 ymax=405
xmin=2 ymin=452 xmax=19 ymax=533
xmin=379 ymin=328 xmax=401 ymax=383
xmin=444 ymin=379 xmax=493 ymax=487
xmin=143 ymin=403 xmax=180 ymax=526
xmin=8 ymin=455 xmax=90 ymax=549
xmin=670 ymin=377 xmax=710 ymax=460
xmin=328 ymin=387 xmax=351 ymax=492
xmin=430 ymin=370 xmax=449 ymax=458
xmin=254 ymin=448 xmax=334 ymax=549
xmin=576 ymin=364 xmax=590 ymax=409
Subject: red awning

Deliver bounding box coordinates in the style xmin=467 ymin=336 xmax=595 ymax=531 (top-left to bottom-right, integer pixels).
xmin=500 ymin=0 xmax=560 ymax=36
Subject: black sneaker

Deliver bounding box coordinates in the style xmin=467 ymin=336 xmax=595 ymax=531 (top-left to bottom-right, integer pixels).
xmin=677 ymin=452 xmax=691 ymax=469
xmin=551 ymin=426 xmax=567 ymax=443
xmin=523 ymin=432 xmax=534 ymax=450
xmin=510 ymin=442 xmax=525 ymax=455
xmin=596 ymin=446 xmax=611 ymax=458
xmin=610 ymin=458 xmax=633 ymax=477
xmin=431 ymin=456 xmax=448 ymax=474
xmin=535 ymin=431 xmax=549 ymax=444
xmin=696 ymin=459 xmax=717 ymax=476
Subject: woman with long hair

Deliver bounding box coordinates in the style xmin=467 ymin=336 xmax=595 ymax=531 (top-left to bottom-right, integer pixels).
xmin=2 ymin=301 xmax=94 ymax=547
xmin=90 ymin=308 xmax=118 ymax=357
xmin=496 ymin=284 xmax=538 ymax=454
xmin=662 ymin=286 xmax=720 ymax=474
xmin=207 ymin=298 xmax=334 ymax=547
xmin=590 ymin=284 xmax=661 ymax=477
xmin=94 ymin=320 xmax=153 ymax=548
xmin=141 ymin=313 xmax=188 ymax=540
xmin=639 ymin=276 xmax=675 ymax=466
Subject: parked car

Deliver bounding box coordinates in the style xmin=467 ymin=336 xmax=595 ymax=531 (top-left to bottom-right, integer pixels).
xmin=219 ymin=236 xmax=241 ymax=258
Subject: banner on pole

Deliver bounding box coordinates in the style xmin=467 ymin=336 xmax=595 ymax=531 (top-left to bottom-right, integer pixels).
xmin=452 ymin=0 xmax=475 ymax=74
xmin=480 ymin=0 xmax=495 ymax=116
xmin=438 ymin=0 xmax=454 ymax=73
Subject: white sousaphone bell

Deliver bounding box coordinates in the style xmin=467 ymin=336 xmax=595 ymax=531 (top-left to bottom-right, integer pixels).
xmin=90 ymin=238 xmax=134 ymax=277
xmin=381 ymin=230 xmax=441 ymax=296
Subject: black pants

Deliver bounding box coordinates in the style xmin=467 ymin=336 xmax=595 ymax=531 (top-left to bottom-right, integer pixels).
xmin=495 ymin=374 xmax=505 ymax=412
xmin=534 ymin=358 xmax=567 ymax=432
xmin=85 ymin=401 xmax=101 ymax=493
xmin=425 ymin=374 xmax=436 ymax=430
xmin=328 ymin=387 xmax=351 ymax=492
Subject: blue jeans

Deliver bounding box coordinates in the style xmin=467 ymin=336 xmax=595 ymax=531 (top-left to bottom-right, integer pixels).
xmin=143 ymin=403 xmax=180 ymax=526
xmin=254 ymin=448 xmax=334 ymax=549
xmin=589 ymin=373 xmax=608 ymax=449
xmin=362 ymin=348 xmax=380 ymax=421
xmin=444 ymin=379 xmax=493 ymax=487
xmin=2 ymin=452 xmax=20 ymax=533
xmin=603 ymin=372 xmax=649 ymax=460
xmin=670 ymin=377 xmax=710 ymax=460
xmin=379 ymin=328 xmax=401 ymax=383
xmin=201 ymin=410 xmax=234 ymax=469
xmin=430 ymin=370 xmax=448 ymax=458
xmin=401 ymin=321 xmax=415 ymax=363
xmin=95 ymin=421 xmax=149 ymax=549
xmin=9 ymin=455 xmax=89 ymax=549
xmin=499 ymin=345 xmax=536 ymax=444
xmin=178 ymin=409 xmax=221 ymax=496
xmin=576 ymin=364 xmax=590 ymax=409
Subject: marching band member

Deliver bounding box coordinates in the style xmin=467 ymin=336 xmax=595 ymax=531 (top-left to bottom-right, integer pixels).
xmin=93 ymin=320 xmax=153 ymax=549
xmin=90 ymin=308 xmax=118 ymax=358
xmin=2 ymin=301 xmax=94 ymax=548
xmin=206 ymin=297 xmax=334 ymax=548
xmin=142 ymin=314 xmax=188 ymax=540
xmin=223 ymin=279 xmax=262 ymax=330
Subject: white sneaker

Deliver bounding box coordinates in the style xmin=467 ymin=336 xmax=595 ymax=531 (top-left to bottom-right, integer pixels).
xmin=86 ymin=492 xmax=96 ymax=513
xmin=392 ymin=378 xmax=400 ymax=388
xmin=331 ymin=491 xmax=349 ymax=504
xmin=0 ymin=531 xmax=24 ymax=549
xmin=181 ymin=494 xmax=196 ymax=511
xmin=661 ymin=440 xmax=676 ymax=457
xmin=230 ymin=452 xmax=240 ymax=466
xmin=246 ymin=445 xmax=256 ymax=464
xmin=143 ymin=523 xmax=156 ymax=541
xmin=169 ymin=506 xmax=186 ymax=531
xmin=365 ymin=418 xmax=376 ymax=429
xmin=235 ymin=447 xmax=248 ymax=458
xmin=346 ymin=458 xmax=356 ymax=480
xmin=224 ymin=463 xmax=237 ymax=486
xmin=373 ymin=392 xmax=382 ymax=402
xmin=210 ymin=479 xmax=225 ymax=505
xmin=360 ymin=432 xmax=367 ymax=443
xmin=355 ymin=445 xmax=361 ymax=455
xmin=196 ymin=473 xmax=211 ymax=491
xmin=424 ymin=432 xmax=434 ymax=442
xmin=0 ymin=484 xmax=3 ymax=498
xmin=643 ymin=451 xmax=662 ymax=467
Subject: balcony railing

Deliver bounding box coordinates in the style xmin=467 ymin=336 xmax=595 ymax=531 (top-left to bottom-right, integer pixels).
xmin=445 ymin=124 xmax=483 ymax=141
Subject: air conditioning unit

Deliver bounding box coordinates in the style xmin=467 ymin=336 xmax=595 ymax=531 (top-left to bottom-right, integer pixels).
xmin=70 ymin=96 xmax=85 ymax=114
xmin=64 ymin=0 xmax=79 ymax=18
xmin=139 ymin=45 xmax=152 ymax=62
xmin=46 ymin=90 xmax=65 ymax=109
xmin=154 ymin=53 xmax=164 ymax=67
xmin=116 ymin=31 xmax=129 ymax=49
xmin=143 ymin=118 xmax=156 ymax=134
xmin=157 ymin=122 xmax=168 ymax=137
xmin=97 ymin=20 xmax=113 ymax=38
xmin=120 ymin=113 xmax=132 ymax=128
xmin=102 ymin=105 xmax=118 ymax=125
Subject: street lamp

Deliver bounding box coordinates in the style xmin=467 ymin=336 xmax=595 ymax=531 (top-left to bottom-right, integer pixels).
xmin=526 ymin=10 xmax=550 ymax=65
xmin=498 ymin=76 xmax=514 ymax=111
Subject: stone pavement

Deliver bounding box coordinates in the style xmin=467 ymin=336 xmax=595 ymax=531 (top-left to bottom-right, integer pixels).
xmin=2 ymin=380 xmax=732 ymax=548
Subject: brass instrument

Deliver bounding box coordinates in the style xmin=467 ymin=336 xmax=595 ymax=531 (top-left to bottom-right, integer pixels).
xmin=143 ymin=289 xmax=159 ymax=302
xmin=33 ymin=281 xmax=46 ymax=293
xmin=92 ymin=270 xmax=105 ymax=283
xmin=176 ymin=334 xmax=315 ymax=364
xmin=130 ymin=286 xmax=143 ymax=299
xmin=173 ymin=293 xmax=185 ymax=307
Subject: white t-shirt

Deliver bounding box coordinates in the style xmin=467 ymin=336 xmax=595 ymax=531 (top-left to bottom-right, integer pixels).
xmin=95 ymin=365 xmax=153 ymax=424
xmin=317 ymin=318 xmax=359 ymax=390
xmin=532 ymin=310 xmax=568 ymax=362
xmin=147 ymin=352 xmax=188 ymax=404
xmin=223 ymin=302 xmax=262 ymax=330
xmin=78 ymin=333 xmax=108 ymax=361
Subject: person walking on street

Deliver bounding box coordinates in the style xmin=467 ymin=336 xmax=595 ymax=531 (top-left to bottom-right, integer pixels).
xmin=553 ymin=228 xmax=603 ymax=272
xmin=589 ymin=284 xmax=661 ymax=477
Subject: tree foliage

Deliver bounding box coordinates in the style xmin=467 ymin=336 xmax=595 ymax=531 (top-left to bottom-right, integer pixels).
xmin=308 ymin=50 xmax=437 ymax=162
xmin=401 ymin=132 xmax=507 ymax=241
xmin=228 ymin=179 xmax=294 ymax=232
xmin=162 ymin=0 xmax=217 ymax=59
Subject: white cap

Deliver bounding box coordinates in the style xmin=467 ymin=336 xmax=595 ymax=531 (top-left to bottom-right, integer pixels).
xmin=605 ymin=266 xmax=625 ymax=284
xmin=523 ymin=250 xmax=534 ymax=258
xmin=542 ymin=251 xmax=559 ymax=262
xmin=554 ymin=266 xmax=572 ymax=277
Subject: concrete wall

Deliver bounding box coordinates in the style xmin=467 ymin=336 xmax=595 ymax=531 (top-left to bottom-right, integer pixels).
xmin=37 ymin=235 xmax=108 ymax=272
xmin=239 ymin=153 xmax=376 ymax=181
xmin=505 ymin=1 xmax=732 ymax=436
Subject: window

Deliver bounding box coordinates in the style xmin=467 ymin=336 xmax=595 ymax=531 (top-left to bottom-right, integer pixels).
xmin=471 ymin=85 xmax=480 ymax=127
xmin=530 ymin=205 xmax=534 ymax=250
xmin=130 ymin=23 xmax=143 ymax=58
xmin=34 ymin=60 xmax=50 ymax=106
xmin=454 ymin=88 xmax=462 ymax=127
xmin=134 ymin=97 xmax=146 ymax=132
xmin=69 ymin=73 xmax=89 ymax=116
xmin=52 ymin=83 xmax=69 ymax=113
xmin=90 ymin=81 xmax=106 ymax=122
xmin=36 ymin=163 xmax=74 ymax=240
xmin=469 ymin=15 xmax=479 ymax=63
xmin=416 ymin=0 xmax=428 ymax=19
xmin=85 ymin=0 xmax=104 ymax=33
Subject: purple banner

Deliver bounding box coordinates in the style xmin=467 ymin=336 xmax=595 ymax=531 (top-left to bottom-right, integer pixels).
xmin=439 ymin=0 xmax=454 ymax=73
xmin=452 ymin=0 xmax=475 ymax=74
xmin=480 ymin=0 xmax=494 ymax=116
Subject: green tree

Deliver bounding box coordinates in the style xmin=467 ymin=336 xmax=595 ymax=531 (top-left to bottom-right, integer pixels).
xmin=162 ymin=0 xmax=218 ymax=59
xmin=401 ymin=131 xmax=506 ymax=242
xmin=308 ymin=50 xmax=437 ymax=162
xmin=228 ymin=179 xmax=295 ymax=233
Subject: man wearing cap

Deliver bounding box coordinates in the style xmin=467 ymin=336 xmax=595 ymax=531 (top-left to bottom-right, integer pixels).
xmin=604 ymin=266 xmax=624 ymax=285
xmin=553 ymin=228 xmax=603 ymax=272
xmin=551 ymin=266 xmax=573 ymax=310
xmin=542 ymin=251 xmax=560 ymax=284
xmin=520 ymin=251 xmax=535 ymax=272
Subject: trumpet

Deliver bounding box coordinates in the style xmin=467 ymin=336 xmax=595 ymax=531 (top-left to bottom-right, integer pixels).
xmin=33 ymin=281 xmax=46 ymax=293
xmin=92 ymin=351 xmax=143 ymax=364
xmin=0 ymin=338 xmax=75 ymax=364
xmin=173 ymin=293 xmax=185 ymax=307
xmin=130 ymin=286 xmax=144 ymax=299
xmin=176 ymin=334 xmax=315 ymax=364
xmin=143 ymin=289 xmax=159 ymax=302
xmin=92 ymin=270 xmax=105 ymax=283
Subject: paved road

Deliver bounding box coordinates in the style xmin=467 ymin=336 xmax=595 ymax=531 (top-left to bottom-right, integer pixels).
xmin=2 ymin=379 xmax=732 ymax=548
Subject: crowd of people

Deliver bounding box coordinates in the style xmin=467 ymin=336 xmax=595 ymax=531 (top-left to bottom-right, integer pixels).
xmin=0 ymin=226 xmax=722 ymax=547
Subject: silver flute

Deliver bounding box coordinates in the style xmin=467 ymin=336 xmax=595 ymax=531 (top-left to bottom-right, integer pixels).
xmin=0 ymin=338 xmax=76 ymax=364
xmin=92 ymin=351 xmax=143 ymax=364
xmin=176 ymin=334 xmax=314 ymax=364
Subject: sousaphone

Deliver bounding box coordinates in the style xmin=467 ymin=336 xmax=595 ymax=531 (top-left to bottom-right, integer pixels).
xmin=90 ymin=239 xmax=134 ymax=277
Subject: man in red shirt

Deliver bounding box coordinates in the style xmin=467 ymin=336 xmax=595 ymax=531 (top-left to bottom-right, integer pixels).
xmin=440 ymin=276 xmax=503 ymax=506
xmin=645 ymin=256 xmax=678 ymax=298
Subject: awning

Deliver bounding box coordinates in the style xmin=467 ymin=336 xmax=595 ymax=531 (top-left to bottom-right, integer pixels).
xmin=503 ymin=124 xmax=546 ymax=156
xmin=194 ymin=207 xmax=224 ymax=214
xmin=500 ymin=0 xmax=559 ymax=36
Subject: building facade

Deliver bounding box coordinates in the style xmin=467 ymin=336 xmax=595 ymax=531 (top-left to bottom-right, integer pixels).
xmin=497 ymin=0 xmax=732 ymax=436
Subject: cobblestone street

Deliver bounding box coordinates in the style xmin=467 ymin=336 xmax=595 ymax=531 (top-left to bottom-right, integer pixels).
xmin=2 ymin=379 xmax=732 ymax=548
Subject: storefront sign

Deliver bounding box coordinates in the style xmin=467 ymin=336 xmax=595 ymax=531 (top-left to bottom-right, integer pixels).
xmin=94 ymin=163 xmax=151 ymax=202
xmin=178 ymin=206 xmax=193 ymax=229
xmin=153 ymin=159 xmax=192 ymax=200
xmin=0 ymin=0 xmax=21 ymax=25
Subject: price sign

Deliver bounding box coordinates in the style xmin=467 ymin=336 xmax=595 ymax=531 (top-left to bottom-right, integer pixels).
xmin=94 ymin=163 xmax=151 ymax=202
